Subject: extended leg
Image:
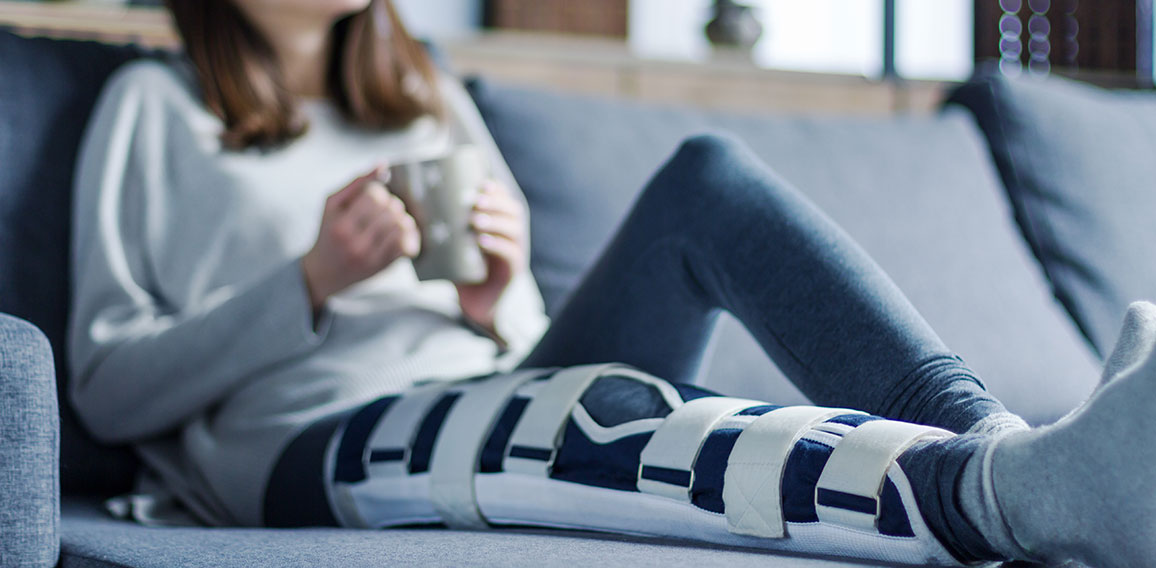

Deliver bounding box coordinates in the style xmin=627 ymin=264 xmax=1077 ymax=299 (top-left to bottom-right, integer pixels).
xmin=270 ymin=307 xmax=1156 ymax=567
xmin=522 ymin=134 xmax=1016 ymax=434
xmin=310 ymin=365 xmax=967 ymax=565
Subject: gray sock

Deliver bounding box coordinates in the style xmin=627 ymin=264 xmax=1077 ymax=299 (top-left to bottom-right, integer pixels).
xmin=960 ymin=300 xmax=1156 ymax=566
xmin=1100 ymin=301 xmax=1156 ymax=386
xmin=964 ymin=411 xmax=1030 ymax=437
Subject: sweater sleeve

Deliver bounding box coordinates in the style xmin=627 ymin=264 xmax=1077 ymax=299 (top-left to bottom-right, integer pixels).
xmin=67 ymin=63 xmax=330 ymax=445
xmin=440 ymin=74 xmax=550 ymax=364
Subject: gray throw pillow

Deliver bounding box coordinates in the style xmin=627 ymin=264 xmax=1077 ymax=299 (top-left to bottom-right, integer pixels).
xmin=950 ymin=70 xmax=1156 ymax=357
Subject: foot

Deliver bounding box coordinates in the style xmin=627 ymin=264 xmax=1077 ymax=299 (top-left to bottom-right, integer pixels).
xmin=990 ymin=302 xmax=1156 ymax=566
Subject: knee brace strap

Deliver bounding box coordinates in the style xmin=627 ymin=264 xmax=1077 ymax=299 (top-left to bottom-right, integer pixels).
xmin=364 ymin=382 xmax=455 ymax=480
xmin=724 ymin=406 xmax=865 ymax=539
xmin=429 ymin=369 xmax=550 ymax=529
xmin=638 ymin=396 xmax=763 ymax=501
xmin=504 ymin=363 xmax=627 ymax=476
xmin=815 ymin=420 xmax=953 ymax=532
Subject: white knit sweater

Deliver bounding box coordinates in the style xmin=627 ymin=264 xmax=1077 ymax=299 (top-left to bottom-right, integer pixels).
xmin=68 ymin=58 xmax=549 ymax=526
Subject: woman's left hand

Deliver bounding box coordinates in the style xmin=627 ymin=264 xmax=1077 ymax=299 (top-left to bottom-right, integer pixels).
xmin=456 ymin=179 xmax=527 ymax=337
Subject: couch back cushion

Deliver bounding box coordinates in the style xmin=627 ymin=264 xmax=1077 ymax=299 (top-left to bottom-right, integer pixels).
xmin=949 ymin=71 xmax=1156 ymax=357
xmin=0 ymin=30 xmax=143 ymax=495
xmin=467 ymin=78 xmax=1101 ymax=425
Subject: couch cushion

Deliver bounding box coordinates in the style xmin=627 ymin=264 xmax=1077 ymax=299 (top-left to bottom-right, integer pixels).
xmin=0 ymin=30 xmax=143 ymax=495
xmin=949 ymin=70 xmax=1156 ymax=357
xmin=60 ymin=499 xmax=869 ymax=568
xmin=467 ymin=78 xmax=1100 ymax=425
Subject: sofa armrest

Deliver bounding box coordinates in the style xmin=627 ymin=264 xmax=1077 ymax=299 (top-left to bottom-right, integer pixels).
xmin=0 ymin=314 xmax=59 ymax=568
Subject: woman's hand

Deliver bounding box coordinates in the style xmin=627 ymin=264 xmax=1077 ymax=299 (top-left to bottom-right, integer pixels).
xmin=456 ymin=179 xmax=528 ymax=337
xmin=301 ymin=166 xmax=421 ymax=311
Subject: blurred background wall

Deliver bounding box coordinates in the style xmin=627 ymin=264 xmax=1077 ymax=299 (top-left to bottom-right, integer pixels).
xmin=3 ymin=0 xmax=1154 ymax=113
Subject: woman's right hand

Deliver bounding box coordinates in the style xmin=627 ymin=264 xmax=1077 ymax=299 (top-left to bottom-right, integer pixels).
xmin=301 ymin=165 xmax=421 ymax=311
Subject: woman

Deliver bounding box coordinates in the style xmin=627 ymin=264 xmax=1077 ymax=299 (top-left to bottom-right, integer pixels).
xmin=67 ymin=0 xmax=1156 ymax=566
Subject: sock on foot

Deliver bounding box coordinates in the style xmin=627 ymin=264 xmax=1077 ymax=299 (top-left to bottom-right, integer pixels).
xmin=962 ymin=300 xmax=1156 ymax=566
xmin=964 ymin=412 xmax=1029 ymax=437
xmin=1101 ymin=301 xmax=1156 ymax=386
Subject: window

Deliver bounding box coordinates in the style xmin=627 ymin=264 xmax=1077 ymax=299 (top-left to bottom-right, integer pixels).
xmin=630 ymin=0 xmax=974 ymax=80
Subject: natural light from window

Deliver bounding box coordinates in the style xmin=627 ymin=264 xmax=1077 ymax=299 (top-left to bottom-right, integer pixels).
xmin=629 ymin=0 xmax=974 ymax=80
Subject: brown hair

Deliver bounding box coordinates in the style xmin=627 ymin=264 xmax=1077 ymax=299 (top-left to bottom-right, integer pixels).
xmin=165 ymin=0 xmax=444 ymax=149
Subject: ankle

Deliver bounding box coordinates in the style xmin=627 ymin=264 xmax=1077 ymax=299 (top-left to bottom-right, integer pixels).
xmin=959 ymin=434 xmax=1033 ymax=561
xmin=897 ymin=435 xmax=1012 ymax=563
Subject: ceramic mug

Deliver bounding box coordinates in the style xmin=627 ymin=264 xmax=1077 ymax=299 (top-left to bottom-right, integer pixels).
xmin=388 ymin=145 xmax=488 ymax=284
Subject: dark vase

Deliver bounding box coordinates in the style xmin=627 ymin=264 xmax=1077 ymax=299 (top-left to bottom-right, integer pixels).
xmin=705 ymin=0 xmax=764 ymax=50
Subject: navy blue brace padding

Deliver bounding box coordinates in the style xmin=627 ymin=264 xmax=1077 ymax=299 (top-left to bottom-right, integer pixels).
xmin=670 ymin=382 xmax=718 ymax=402
xmin=737 ymin=405 xmax=782 ymax=416
xmin=551 ymin=419 xmax=652 ymax=492
xmin=333 ymin=396 xmax=398 ymax=484
xmin=640 ymin=465 xmax=692 ymax=487
xmin=690 ymin=429 xmax=914 ymax=537
xmin=690 ymin=427 xmax=742 ymax=513
xmin=826 ymin=414 xmax=886 ymax=428
xmin=780 ymin=438 xmax=915 ymax=537
xmin=480 ymin=396 xmax=530 ymax=473
xmin=369 ymin=449 xmax=405 ymax=463
xmin=510 ymin=446 xmax=553 ymax=461
xmin=817 ymin=488 xmax=877 ymax=515
xmin=878 ymin=473 xmax=914 ymax=537
xmin=408 ymin=393 xmax=461 ymax=474
xmin=579 ymin=375 xmax=673 ymax=427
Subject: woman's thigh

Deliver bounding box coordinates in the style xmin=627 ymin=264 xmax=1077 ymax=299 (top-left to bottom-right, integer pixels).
xmin=517 ymin=229 xmax=723 ymax=383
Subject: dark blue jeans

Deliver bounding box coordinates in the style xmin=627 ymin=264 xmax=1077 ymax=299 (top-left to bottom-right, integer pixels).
xmin=519 ymin=134 xmax=1010 ymax=435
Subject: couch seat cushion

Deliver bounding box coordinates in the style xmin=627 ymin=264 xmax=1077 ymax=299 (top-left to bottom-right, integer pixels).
xmin=62 ymin=498 xmax=881 ymax=568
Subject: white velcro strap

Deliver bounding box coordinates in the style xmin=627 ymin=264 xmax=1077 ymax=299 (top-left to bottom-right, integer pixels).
xmin=724 ymin=406 xmax=865 ymax=538
xmin=364 ymin=382 xmax=455 ymax=479
xmin=429 ymin=369 xmax=547 ymax=529
xmin=504 ymin=364 xmax=641 ymax=476
xmin=638 ymin=396 xmax=763 ymax=501
xmin=815 ymin=420 xmax=954 ymax=532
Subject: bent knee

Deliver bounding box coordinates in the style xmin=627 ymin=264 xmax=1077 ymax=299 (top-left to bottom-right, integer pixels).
xmin=675 ymin=133 xmax=744 ymax=159
xmin=643 ymin=132 xmax=748 ymax=202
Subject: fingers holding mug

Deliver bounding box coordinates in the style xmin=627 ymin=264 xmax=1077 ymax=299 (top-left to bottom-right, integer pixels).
xmin=470 ymin=210 xmax=523 ymax=244
xmin=470 ymin=180 xmax=525 ymax=244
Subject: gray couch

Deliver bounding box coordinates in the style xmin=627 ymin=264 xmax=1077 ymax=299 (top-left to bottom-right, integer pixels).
xmin=4 ymin=29 xmax=1153 ymax=567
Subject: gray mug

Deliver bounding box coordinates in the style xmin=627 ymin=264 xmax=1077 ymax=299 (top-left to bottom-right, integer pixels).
xmin=388 ymin=145 xmax=488 ymax=284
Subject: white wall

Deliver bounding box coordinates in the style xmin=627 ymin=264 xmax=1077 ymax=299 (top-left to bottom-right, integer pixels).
xmin=896 ymin=0 xmax=972 ymax=80
xmin=393 ymin=0 xmax=482 ymax=39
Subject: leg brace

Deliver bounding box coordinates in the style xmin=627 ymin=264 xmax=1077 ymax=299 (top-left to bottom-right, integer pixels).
xmin=325 ymin=365 xmax=962 ymax=566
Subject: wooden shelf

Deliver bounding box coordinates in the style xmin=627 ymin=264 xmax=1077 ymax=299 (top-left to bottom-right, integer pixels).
xmin=0 ymin=1 xmax=176 ymax=46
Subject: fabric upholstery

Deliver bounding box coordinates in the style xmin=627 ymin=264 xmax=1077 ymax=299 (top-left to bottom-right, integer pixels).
xmin=466 ymin=78 xmax=1100 ymax=426
xmin=60 ymin=498 xmax=878 ymax=568
xmin=0 ymin=30 xmax=144 ymax=496
xmin=948 ymin=70 xmax=1156 ymax=357
xmin=0 ymin=314 xmax=59 ymax=568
